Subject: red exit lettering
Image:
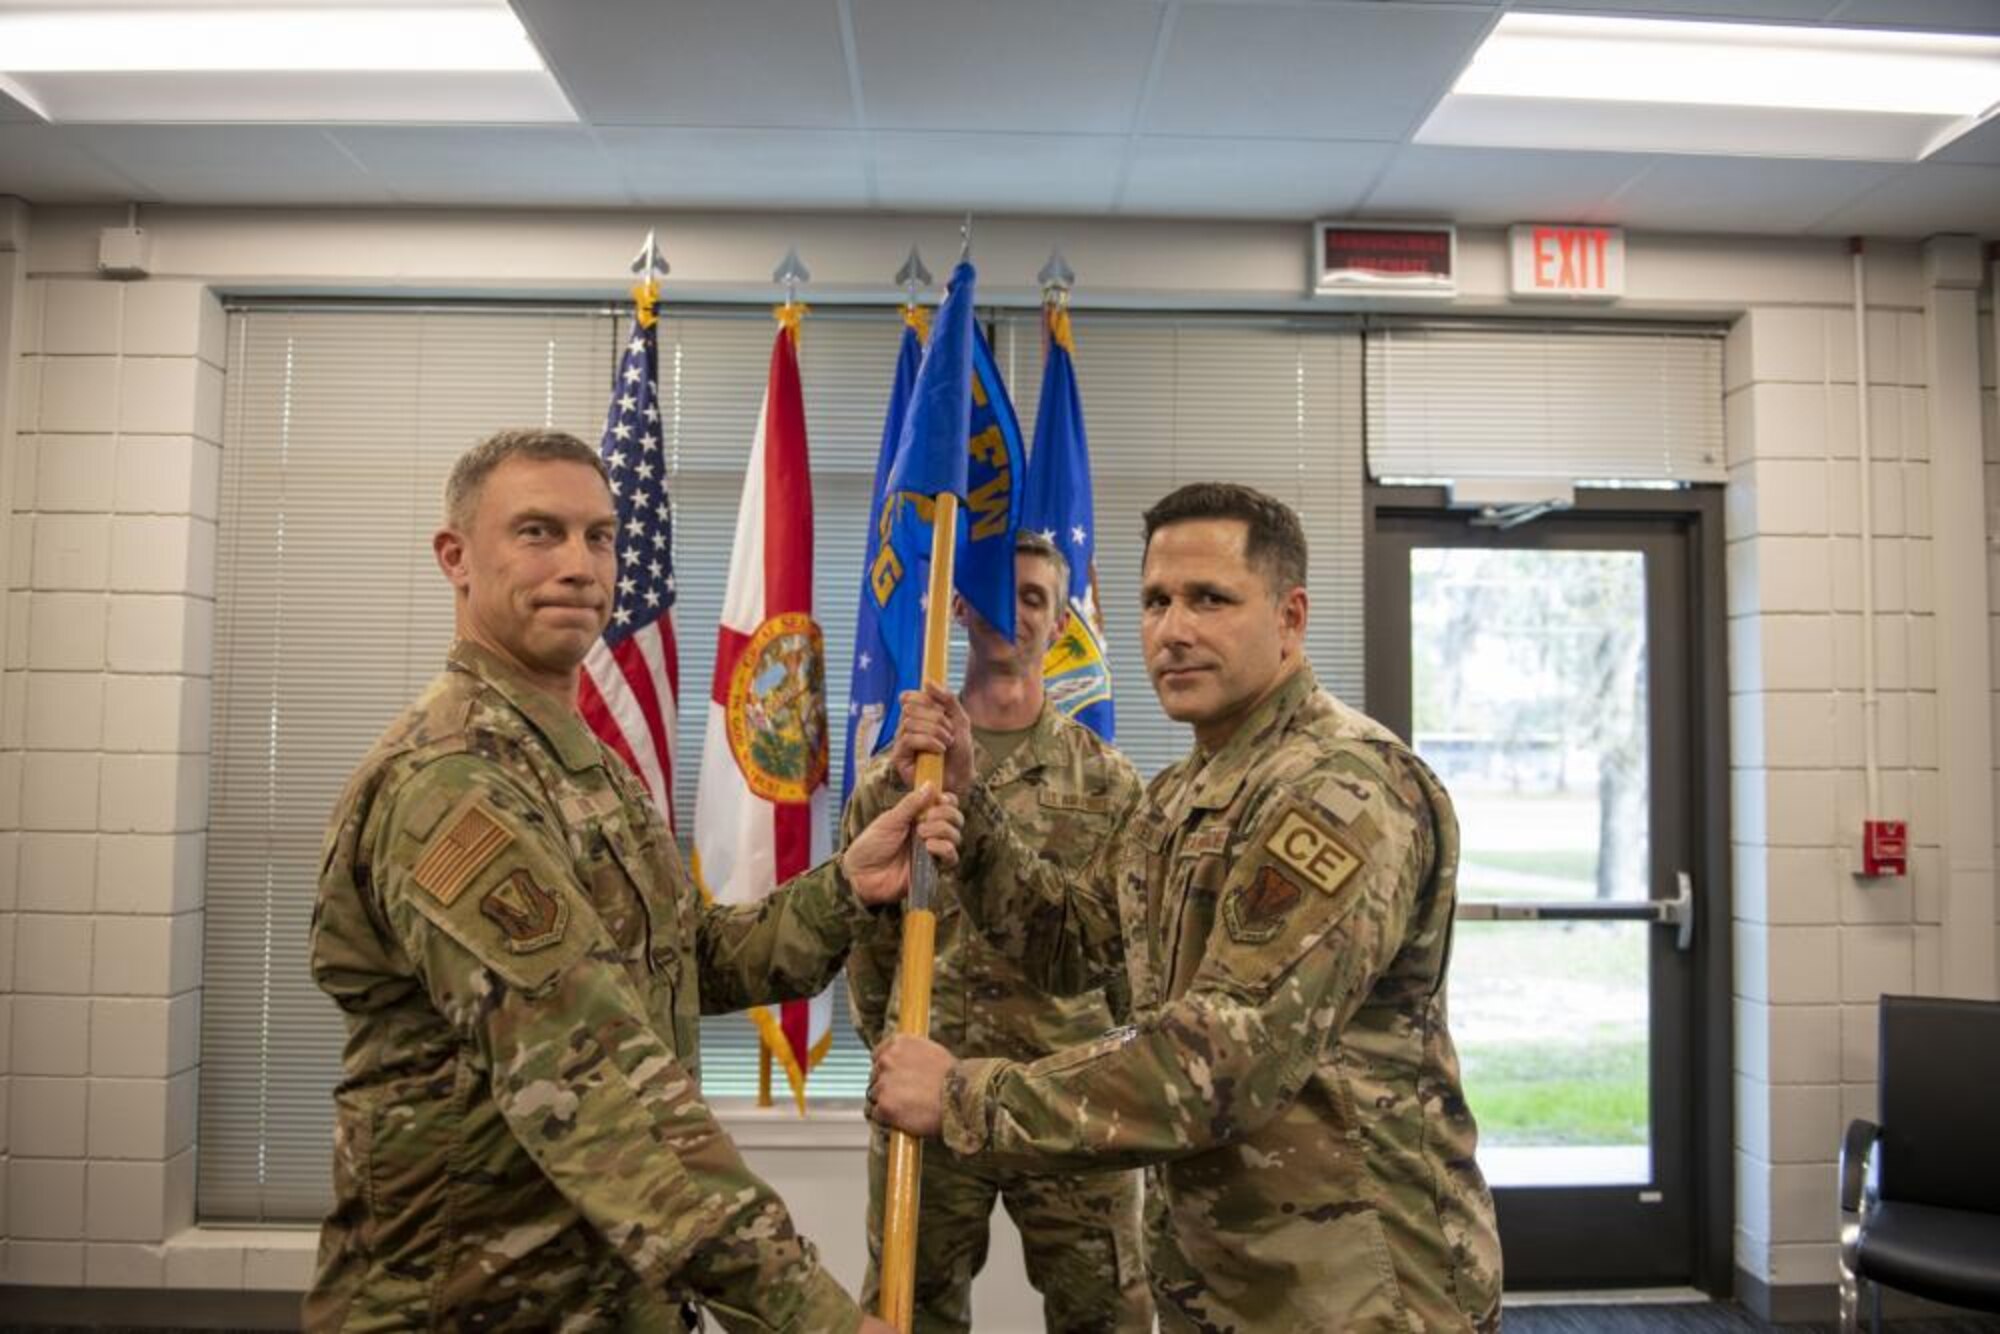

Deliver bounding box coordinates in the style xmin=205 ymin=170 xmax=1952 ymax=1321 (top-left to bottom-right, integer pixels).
xmin=1532 ymin=226 xmax=1612 ymax=291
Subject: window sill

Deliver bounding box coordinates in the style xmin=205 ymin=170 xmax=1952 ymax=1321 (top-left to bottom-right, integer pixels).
xmin=713 ymin=1098 xmax=874 ymax=1149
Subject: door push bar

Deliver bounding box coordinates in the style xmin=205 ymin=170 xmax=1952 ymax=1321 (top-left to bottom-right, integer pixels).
xmin=1456 ymin=871 xmax=1695 ymax=953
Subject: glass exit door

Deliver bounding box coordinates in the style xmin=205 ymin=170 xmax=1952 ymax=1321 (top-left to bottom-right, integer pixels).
xmin=1369 ymin=494 xmax=1731 ymax=1291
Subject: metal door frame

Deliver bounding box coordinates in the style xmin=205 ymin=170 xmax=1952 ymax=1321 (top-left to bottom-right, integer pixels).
xmin=1364 ymin=484 xmax=1733 ymax=1296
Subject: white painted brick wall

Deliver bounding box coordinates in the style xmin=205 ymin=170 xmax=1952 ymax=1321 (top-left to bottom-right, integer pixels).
xmin=1722 ymin=268 xmax=1979 ymax=1290
xmin=3 ymin=277 xmax=224 ymax=1277
xmin=0 ymin=231 xmax=1982 ymax=1307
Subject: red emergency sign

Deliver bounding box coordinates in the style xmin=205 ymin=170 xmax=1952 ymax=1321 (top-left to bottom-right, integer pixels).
xmin=1509 ymin=224 xmax=1625 ymax=300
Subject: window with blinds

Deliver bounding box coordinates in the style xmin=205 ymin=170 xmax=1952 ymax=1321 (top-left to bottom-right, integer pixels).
xmin=199 ymin=302 xmax=1365 ymax=1223
xmin=1364 ymin=321 xmax=1727 ymax=486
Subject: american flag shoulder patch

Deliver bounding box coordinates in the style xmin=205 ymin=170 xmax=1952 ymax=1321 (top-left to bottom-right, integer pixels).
xmin=411 ymin=796 xmax=514 ymax=906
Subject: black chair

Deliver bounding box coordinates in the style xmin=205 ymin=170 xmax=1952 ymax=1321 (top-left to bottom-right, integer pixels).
xmin=1838 ymin=993 xmax=2000 ymax=1333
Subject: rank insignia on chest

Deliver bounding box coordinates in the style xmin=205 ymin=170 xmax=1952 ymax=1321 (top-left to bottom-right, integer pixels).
xmin=480 ymin=870 xmax=568 ymax=952
xmin=412 ymin=798 xmax=514 ymax=906
xmin=1264 ymin=808 xmax=1362 ymax=896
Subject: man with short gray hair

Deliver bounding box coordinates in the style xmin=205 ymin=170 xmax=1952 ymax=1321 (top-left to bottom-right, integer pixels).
xmin=306 ymin=428 xmax=957 ymax=1331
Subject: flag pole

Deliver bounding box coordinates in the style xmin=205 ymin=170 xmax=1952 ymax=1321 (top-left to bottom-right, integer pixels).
xmin=878 ymin=221 xmax=970 ymax=1332
xmin=878 ymin=491 xmax=958 ymax=1333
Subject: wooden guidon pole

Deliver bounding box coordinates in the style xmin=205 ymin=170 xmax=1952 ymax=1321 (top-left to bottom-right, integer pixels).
xmin=877 ymin=492 xmax=960 ymax=1332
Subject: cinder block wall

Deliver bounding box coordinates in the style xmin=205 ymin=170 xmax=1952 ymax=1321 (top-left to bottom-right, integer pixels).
xmin=1723 ymin=239 xmax=1997 ymax=1316
xmin=0 ymin=210 xmax=1993 ymax=1323
xmin=3 ymin=277 xmax=224 ymax=1288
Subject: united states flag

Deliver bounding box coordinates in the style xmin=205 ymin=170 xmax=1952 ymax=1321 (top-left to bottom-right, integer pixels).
xmin=579 ymin=308 xmax=680 ymax=830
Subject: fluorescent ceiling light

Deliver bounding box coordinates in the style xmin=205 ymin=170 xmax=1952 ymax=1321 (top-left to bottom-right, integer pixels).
xmin=1418 ymin=14 xmax=2000 ymax=161
xmin=0 ymin=3 xmax=575 ymax=123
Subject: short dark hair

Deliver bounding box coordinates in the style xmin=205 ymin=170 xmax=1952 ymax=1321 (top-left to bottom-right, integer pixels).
xmin=1015 ymin=528 xmax=1071 ymax=597
xmin=1142 ymin=482 xmax=1307 ymax=592
xmin=445 ymin=428 xmax=607 ymax=528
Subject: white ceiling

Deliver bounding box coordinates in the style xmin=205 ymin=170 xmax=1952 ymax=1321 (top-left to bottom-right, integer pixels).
xmin=0 ymin=0 xmax=1997 ymax=237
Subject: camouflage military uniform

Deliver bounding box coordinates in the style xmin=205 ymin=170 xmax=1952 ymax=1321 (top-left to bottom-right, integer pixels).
xmin=843 ymin=704 xmax=1151 ymax=1333
xmin=307 ymin=641 xmax=872 ymax=1332
xmin=941 ymin=666 xmax=1503 ymax=1333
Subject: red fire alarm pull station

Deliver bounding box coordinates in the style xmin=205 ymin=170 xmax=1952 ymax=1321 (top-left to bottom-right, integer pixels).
xmin=1861 ymin=820 xmax=1908 ymax=878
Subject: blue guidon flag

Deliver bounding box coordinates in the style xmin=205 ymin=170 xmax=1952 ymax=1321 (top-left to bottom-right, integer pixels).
xmin=867 ymin=258 xmax=1025 ymax=757
xmin=843 ymin=304 xmax=927 ymax=804
xmin=1020 ymin=302 xmax=1114 ymax=739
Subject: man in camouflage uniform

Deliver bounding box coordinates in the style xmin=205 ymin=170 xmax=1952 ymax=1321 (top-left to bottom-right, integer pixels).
xmin=870 ymin=483 xmax=1503 ymax=1332
xmin=306 ymin=429 xmax=956 ymax=1333
xmin=843 ymin=533 xmax=1151 ymax=1333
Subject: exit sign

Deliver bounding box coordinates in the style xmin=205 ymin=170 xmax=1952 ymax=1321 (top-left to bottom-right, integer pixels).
xmin=1509 ymin=224 xmax=1625 ymax=300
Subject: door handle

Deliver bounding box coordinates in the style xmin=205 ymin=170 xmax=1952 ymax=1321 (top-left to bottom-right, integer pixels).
xmin=1457 ymin=871 xmax=1694 ymax=953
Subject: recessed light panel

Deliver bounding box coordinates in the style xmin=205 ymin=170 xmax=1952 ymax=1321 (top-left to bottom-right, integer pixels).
xmin=0 ymin=3 xmax=575 ymax=123
xmin=1418 ymin=14 xmax=2000 ymax=161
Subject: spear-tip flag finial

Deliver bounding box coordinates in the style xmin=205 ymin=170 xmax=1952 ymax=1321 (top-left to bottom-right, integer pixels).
xmin=1039 ymin=247 xmax=1076 ymax=302
xmin=773 ymin=245 xmax=811 ymax=308
xmin=630 ymin=229 xmax=670 ymax=280
xmin=895 ymin=244 xmax=933 ymax=304
xmin=628 ymin=229 xmax=670 ymax=327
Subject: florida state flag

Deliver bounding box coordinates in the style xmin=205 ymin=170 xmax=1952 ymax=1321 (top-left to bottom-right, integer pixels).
xmin=691 ymin=305 xmax=831 ymax=1110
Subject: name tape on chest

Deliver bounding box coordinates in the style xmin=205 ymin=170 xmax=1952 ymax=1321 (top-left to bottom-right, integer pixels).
xmin=411 ymin=797 xmax=514 ymax=906
xmin=1263 ymin=808 xmax=1362 ymax=896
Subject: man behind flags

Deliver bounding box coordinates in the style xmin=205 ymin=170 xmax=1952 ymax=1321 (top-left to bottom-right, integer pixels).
xmin=692 ymin=301 xmax=837 ymax=1109
xmin=844 ymin=264 xmax=1153 ymax=1331
xmin=1020 ymin=295 xmax=1116 ymax=741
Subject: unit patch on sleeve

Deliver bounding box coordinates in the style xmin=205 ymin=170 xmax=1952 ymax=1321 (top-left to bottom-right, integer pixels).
xmin=1224 ymin=863 xmax=1306 ymax=943
xmin=1263 ymin=808 xmax=1362 ymax=896
xmin=479 ymin=869 xmax=568 ymax=953
xmin=411 ymin=798 xmax=514 ymax=906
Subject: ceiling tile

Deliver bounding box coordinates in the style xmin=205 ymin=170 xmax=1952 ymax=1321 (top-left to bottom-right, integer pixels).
xmin=0 ymin=125 xmax=149 ymax=203
xmin=1808 ymin=162 xmax=2000 ymax=235
xmin=1816 ymin=0 xmax=2000 ymax=30
xmin=1932 ymin=115 xmax=2000 ymax=165
xmin=511 ymin=0 xmax=856 ymax=128
xmin=871 ymin=132 xmax=1125 ymax=213
xmin=68 ymin=126 xmax=387 ymax=205
xmin=327 ymin=128 xmax=629 ymax=206
xmin=1604 ymin=156 xmax=1903 ymax=234
xmin=1361 ymin=146 xmax=1651 ymax=224
xmin=1145 ymin=3 xmax=1493 ymax=140
xmin=852 ymin=0 xmax=1164 ymax=133
xmin=0 ymin=86 xmax=43 ymax=123
xmin=599 ymin=127 xmax=873 ymax=208
xmin=1120 ymin=136 xmax=1396 ymax=218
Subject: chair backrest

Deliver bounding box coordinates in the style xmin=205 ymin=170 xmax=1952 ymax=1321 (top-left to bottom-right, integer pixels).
xmin=1877 ymin=993 xmax=2000 ymax=1212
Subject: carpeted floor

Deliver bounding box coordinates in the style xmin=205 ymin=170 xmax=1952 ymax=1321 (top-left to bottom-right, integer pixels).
xmin=1506 ymin=1304 xmax=2000 ymax=1333
xmin=6 ymin=1305 xmax=2000 ymax=1332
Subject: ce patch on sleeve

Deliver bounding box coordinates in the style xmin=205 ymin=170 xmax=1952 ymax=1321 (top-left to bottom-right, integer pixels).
xmin=1264 ymin=808 xmax=1362 ymax=897
xmin=1225 ymin=806 xmax=1367 ymax=945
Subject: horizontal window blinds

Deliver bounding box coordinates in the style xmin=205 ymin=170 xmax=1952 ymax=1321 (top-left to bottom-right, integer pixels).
xmin=202 ymin=309 xmax=619 ymax=1222
xmin=1365 ymin=322 xmax=1726 ymax=485
xmin=201 ymin=302 xmax=1368 ymax=1224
